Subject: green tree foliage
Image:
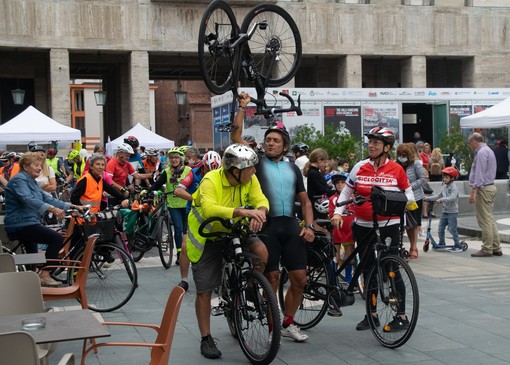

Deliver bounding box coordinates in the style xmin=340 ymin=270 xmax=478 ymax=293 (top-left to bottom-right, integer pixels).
xmin=293 ymin=124 xmax=363 ymax=164
xmin=438 ymin=126 xmax=473 ymax=172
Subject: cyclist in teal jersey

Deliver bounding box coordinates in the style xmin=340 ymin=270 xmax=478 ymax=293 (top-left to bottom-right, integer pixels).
xmin=231 ymin=92 xmax=316 ymax=342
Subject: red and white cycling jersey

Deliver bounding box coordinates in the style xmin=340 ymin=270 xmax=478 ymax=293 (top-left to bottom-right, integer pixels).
xmin=347 ymin=158 xmax=410 ymax=225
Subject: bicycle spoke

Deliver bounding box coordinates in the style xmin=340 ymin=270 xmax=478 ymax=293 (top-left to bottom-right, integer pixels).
xmin=366 ymin=255 xmax=419 ymax=348
xmin=198 ymin=0 xmax=238 ymax=94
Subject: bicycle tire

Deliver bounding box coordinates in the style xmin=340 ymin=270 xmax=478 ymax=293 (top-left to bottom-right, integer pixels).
xmin=198 ymin=0 xmax=239 ymax=95
xmin=240 ymin=3 xmax=302 ymax=87
xmin=365 ymin=255 xmax=419 ymax=348
xmin=68 ymin=241 xmax=138 ymax=312
xmin=127 ymin=214 xmax=149 ymax=262
xmin=156 ymin=215 xmax=173 ymax=269
xmin=234 ymin=270 xmax=281 ymax=365
xmin=279 ymin=249 xmax=330 ymax=330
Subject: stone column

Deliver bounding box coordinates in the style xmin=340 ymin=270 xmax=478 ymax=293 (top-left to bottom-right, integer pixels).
xmin=401 ymin=56 xmax=426 ymax=88
xmin=337 ymin=55 xmax=362 ymax=88
xmin=49 ymin=49 xmax=71 ymax=126
xmin=129 ymin=51 xmax=150 ymax=129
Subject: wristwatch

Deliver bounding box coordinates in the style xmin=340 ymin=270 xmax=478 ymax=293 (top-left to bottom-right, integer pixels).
xmin=305 ymin=223 xmax=315 ymax=230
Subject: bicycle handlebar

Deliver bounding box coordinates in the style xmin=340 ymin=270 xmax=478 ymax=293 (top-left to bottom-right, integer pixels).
xmin=198 ymin=216 xmax=252 ymax=239
xmin=198 ymin=216 xmax=234 ymax=238
xmin=335 ymin=195 xmax=369 ymax=208
xmin=64 ymin=204 xmax=93 ymax=221
xmin=249 ymin=92 xmax=302 ymax=117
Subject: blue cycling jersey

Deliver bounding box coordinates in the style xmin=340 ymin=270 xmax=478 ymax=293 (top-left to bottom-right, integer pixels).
xmin=256 ymin=157 xmax=304 ymax=217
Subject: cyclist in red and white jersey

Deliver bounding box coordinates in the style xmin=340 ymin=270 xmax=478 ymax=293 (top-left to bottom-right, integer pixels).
xmin=331 ymin=126 xmax=415 ymax=332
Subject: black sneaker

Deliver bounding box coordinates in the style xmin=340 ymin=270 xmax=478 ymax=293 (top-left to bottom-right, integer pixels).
xmin=178 ymin=280 xmax=189 ymax=291
xmin=356 ymin=315 xmax=380 ymax=331
xmin=383 ymin=316 xmax=409 ymax=332
xmin=175 ymin=252 xmax=180 ymax=266
xmin=200 ymin=335 xmax=221 ymax=359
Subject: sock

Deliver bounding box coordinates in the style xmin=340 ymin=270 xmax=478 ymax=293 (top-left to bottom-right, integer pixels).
xmin=282 ymin=315 xmax=294 ymax=328
xmin=180 ymin=278 xmax=188 ymax=282
xmin=345 ymin=265 xmax=352 ymax=284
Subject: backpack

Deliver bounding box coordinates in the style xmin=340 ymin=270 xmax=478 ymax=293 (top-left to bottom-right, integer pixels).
xmin=430 ymin=159 xmax=441 ymax=176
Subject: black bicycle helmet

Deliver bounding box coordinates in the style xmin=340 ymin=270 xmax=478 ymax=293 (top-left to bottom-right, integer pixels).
xmin=330 ymin=172 xmax=349 ymax=184
xmin=243 ymin=135 xmax=257 ymax=148
xmin=264 ymin=120 xmax=290 ymax=146
xmin=123 ymin=135 xmax=140 ymax=149
xmin=0 ymin=151 xmax=16 ymax=161
xmin=364 ymin=126 xmax=396 ymax=147
xmin=291 ymin=142 xmax=309 ymax=154
xmin=27 ymin=142 xmax=45 ymax=152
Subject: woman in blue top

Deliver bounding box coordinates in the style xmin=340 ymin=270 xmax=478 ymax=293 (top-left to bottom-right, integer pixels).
xmin=4 ymin=152 xmax=85 ymax=286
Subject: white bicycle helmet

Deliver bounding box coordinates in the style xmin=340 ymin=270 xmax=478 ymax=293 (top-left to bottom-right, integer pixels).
xmin=117 ymin=142 xmax=134 ymax=154
xmin=314 ymin=198 xmax=330 ymax=214
xmin=223 ymin=144 xmax=258 ymax=171
xmin=203 ymin=151 xmax=222 ymax=170
xmin=145 ymin=147 xmax=159 ymax=156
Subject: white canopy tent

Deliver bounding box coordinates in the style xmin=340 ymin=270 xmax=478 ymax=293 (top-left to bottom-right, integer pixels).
xmin=106 ymin=123 xmax=174 ymax=156
xmin=0 ymin=106 xmax=81 ymax=144
xmin=460 ymin=96 xmax=510 ymax=129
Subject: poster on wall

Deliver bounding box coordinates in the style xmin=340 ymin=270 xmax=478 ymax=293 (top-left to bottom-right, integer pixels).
xmin=212 ymin=104 xmax=232 ymax=152
xmin=323 ymin=102 xmax=362 ymax=139
xmin=362 ymin=101 xmax=400 ymax=141
xmin=280 ymin=100 xmax=323 ymax=141
xmin=242 ymin=106 xmax=277 ymax=147
xmin=449 ymin=101 xmax=472 ymax=137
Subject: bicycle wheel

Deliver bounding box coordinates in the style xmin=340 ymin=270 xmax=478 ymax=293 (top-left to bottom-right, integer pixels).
xmin=198 ymin=0 xmax=239 ymax=94
xmin=240 ymin=4 xmax=302 ymax=87
xmin=69 ymin=241 xmax=138 ymax=312
xmin=365 ymin=255 xmax=419 ymax=348
xmin=156 ymin=215 xmax=173 ymax=269
xmin=127 ymin=214 xmax=149 ymax=262
xmin=278 ymin=249 xmax=330 ymax=330
xmin=234 ymin=270 xmax=281 ymax=365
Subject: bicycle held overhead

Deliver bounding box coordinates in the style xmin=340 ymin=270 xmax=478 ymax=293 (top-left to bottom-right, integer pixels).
xmin=198 ymin=0 xmax=303 ymax=129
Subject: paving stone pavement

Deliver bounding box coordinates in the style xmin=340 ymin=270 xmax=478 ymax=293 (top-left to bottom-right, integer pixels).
xmin=48 ymin=215 xmax=510 ymax=365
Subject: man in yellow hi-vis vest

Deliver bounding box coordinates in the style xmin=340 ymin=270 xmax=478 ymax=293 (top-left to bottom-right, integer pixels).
xmin=187 ymin=144 xmax=269 ymax=360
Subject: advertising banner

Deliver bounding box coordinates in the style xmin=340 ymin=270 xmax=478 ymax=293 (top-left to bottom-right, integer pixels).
xmin=281 ymin=100 xmax=323 ymax=140
xmin=362 ymin=101 xmax=400 ymax=141
xmin=323 ymin=102 xmax=362 ymax=138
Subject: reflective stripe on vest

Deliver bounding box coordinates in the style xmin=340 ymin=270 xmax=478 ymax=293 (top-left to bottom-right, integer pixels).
xmin=186 ymin=206 xmax=214 ymax=262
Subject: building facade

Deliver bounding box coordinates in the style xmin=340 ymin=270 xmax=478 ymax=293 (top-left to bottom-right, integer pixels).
xmin=0 ymin=0 xmax=509 ymax=149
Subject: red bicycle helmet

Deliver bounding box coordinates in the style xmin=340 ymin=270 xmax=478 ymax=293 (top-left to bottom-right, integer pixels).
xmin=47 ymin=148 xmax=58 ymax=157
xmin=442 ymin=166 xmax=459 ymax=179
xmin=364 ymin=127 xmax=396 ymax=147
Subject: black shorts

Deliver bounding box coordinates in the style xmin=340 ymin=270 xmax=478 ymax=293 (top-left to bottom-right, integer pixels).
xmin=260 ymin=216 xmax=307 ymax=272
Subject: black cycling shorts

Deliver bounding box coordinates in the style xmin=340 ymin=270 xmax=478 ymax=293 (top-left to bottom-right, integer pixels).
xmin=260 ymin=216 xmax=307 ymax=272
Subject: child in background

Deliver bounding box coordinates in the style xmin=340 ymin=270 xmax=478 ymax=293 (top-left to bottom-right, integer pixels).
xmin=328 ymin=172 xmax=355 ymax=283
xmin=424 ymin=167 xmax=462 ymax=252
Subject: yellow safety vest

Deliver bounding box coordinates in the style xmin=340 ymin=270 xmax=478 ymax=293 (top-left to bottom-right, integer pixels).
xmin=186 ymin=168 xmax=269 ymax=263
xmin=165 ymin=166 xmax=191 ymax=208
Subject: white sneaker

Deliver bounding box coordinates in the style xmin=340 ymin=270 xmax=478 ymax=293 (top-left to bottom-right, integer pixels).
xmin=449 ymin=247 xmax=463 ymax=253
xmin=281 ymin=324 xmax=308 ymax=342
